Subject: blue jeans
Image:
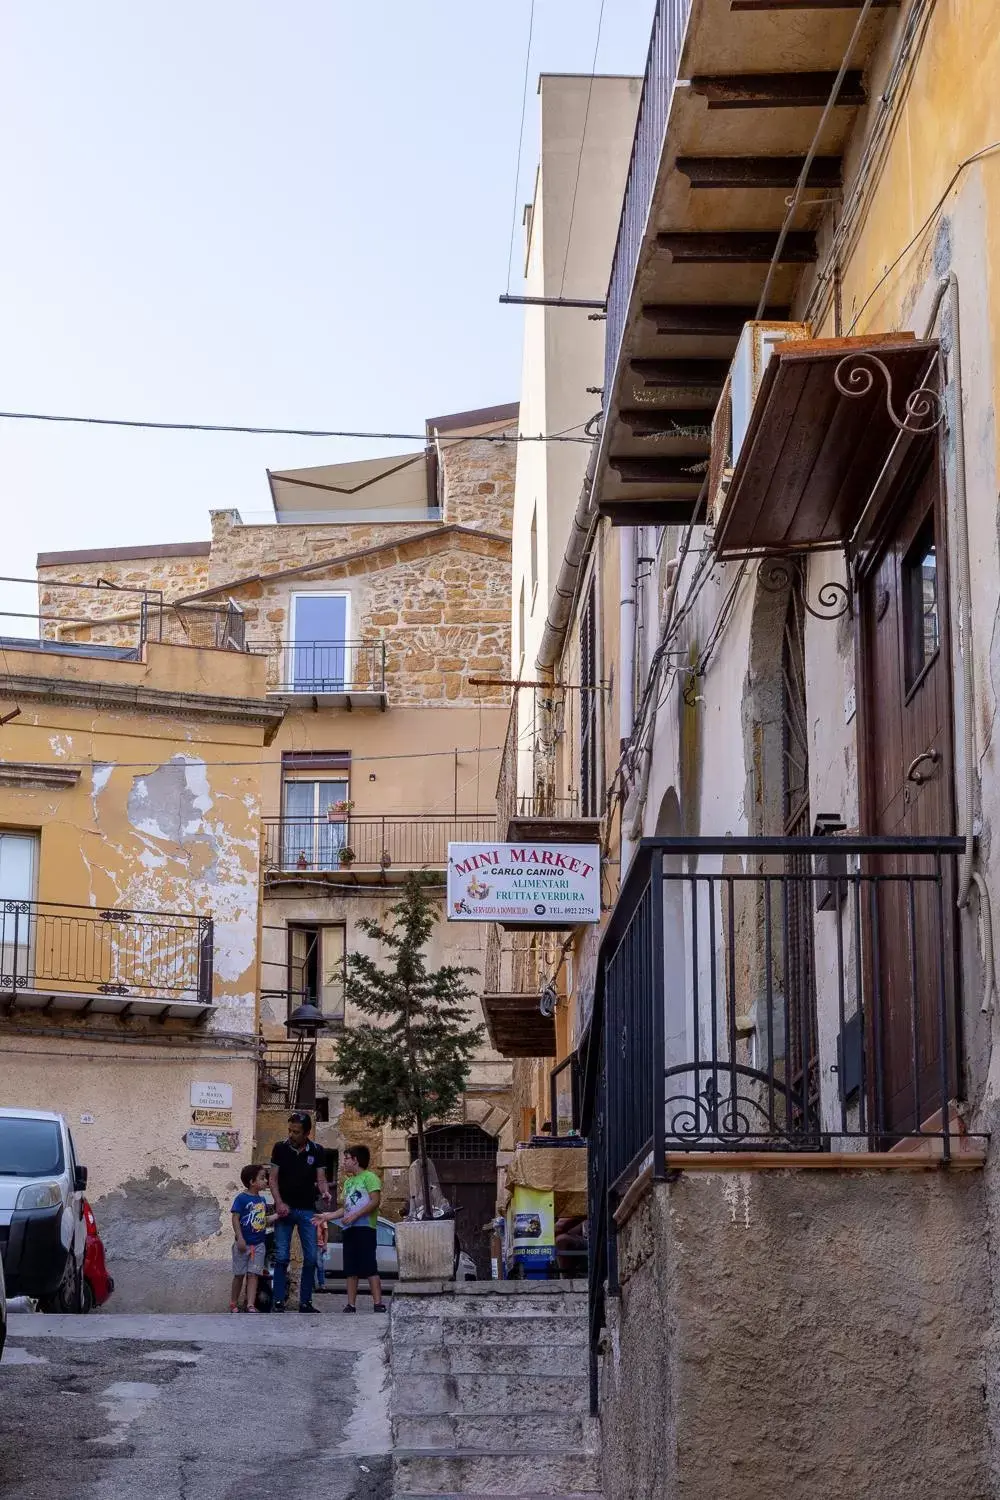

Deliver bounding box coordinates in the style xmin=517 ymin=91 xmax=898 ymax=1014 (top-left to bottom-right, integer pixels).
xmin=272 ymin=1209 xmax=318 ymax=1307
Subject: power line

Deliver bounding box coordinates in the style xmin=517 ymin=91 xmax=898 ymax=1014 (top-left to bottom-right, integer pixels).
xmin=0 ymin=736 xmax=503 ymax=773
xmin=0 ymin=409 xmax=590 ymax=444
xmin=558 ymin=0 xmax=607 ymax=300
xmin=505 ymin=0 xmax=537 ymax=296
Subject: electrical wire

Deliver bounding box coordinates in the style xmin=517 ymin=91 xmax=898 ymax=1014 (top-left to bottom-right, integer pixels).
xmin=0 ymin=737 xmax=503 ymax=773
xmin=847 ymin=141 xmax=1000 ymax=334
xmin=505 ymin=0 xmax=537 ymax=295
xmin=0 ymin=409 xmax=590 ymax=445
xmin=754 ymin=0 xmax=878 ymax=320
xmin=557 ymin=0 xmax=607 ymax=300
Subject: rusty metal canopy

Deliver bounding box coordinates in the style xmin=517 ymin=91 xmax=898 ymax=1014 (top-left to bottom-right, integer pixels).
xmin=713 ymin=334 xmax=942 ymax=558
xmin=481 ymin=992 xmax=556 ymax=1059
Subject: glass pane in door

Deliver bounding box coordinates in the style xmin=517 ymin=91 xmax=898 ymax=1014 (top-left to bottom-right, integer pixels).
xmin=0 ymin=834 xmax=37 ymax=991
xmin=316 ymin=781 xmax=348 ymax=868
xmin=291 ymin=596 xmax=349 ymax=690
xmin=282 ymin=781 xmax=316 ymax=869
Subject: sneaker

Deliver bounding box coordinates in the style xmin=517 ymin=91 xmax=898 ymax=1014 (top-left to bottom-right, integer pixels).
xmin=272 ymin=1301 xmax=285 ymax=1313
xmin=298 ymin=1302 xmax=318 ymax=1313
xmin=342 ymin=1304 xmax=357 ymax=1314
xmin=372 ymin=1303 xmax=388 ymax=1313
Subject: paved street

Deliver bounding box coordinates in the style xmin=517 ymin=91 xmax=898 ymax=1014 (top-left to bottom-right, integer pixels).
xmin=0 ymin=1310 xmax=391 ymax=1500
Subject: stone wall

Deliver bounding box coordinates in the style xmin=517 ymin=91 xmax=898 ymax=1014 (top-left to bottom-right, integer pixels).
xmin=439 ymin=432 xmax=516 ymax=533
xmin=601 ymin=1170 xmax=991 ymax=1500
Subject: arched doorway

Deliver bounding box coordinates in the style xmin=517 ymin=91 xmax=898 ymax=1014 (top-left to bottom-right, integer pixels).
xmin=409 ymin=1124 xmax=498 ymax=1277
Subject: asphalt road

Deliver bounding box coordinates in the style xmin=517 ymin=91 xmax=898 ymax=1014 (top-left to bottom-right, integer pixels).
xmin=0 ymin=1309 xmax=391 ymax=1500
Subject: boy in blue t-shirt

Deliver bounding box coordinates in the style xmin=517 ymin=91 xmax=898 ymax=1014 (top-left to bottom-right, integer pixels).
xmin=229 ymin=1164 xmax=273 ymax=1312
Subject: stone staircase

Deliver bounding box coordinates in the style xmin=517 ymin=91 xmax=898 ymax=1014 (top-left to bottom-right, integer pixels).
xmin=389 ymin=1279 xmax=601 ymax=1500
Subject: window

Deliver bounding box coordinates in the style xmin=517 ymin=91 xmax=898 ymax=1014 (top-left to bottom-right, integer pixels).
xmin=0 ymin=832 xmax=36 ymax=900
xmin=530 ymin=505 xmax=538 ymax=597
xmin=904 ymin=521 xmax=940 ymax=689
xmin=281 ymin=775 xmax=349 ymax=870
xmin=580 ymin=575 xmax=600 ymax=818
xmin=289 ymin=592 xmax=350 ymax=691
xmin=287 ymin=924 xmax=346 ymax=1022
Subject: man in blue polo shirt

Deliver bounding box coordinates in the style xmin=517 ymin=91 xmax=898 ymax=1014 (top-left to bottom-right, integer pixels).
xmin=269 ymin=1111 xmax=331 ymax=1313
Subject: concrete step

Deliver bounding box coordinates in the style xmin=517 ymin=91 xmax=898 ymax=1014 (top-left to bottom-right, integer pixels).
xmin=391 ymin=1372 xmax=589 ymax=1416
xmin=396 ymin=1493 xmax=603 ymax=1500
xmin=391 ymin=1315 xmax=588 ymax=1346
xmin=392 ymin=1292 xmax=587 ymax=1321
xmin=393 ymin=1450 xmax=601 ymax=1496
xmin=392 ymin=1411 xmax=598 ymax=1454
xmin=391 ymin=1341 xmax=590 ymax=1378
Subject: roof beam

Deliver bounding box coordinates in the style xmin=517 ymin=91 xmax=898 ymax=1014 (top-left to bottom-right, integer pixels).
xmin=609 ymin=458 xmax=707 ymax=485
xmin=656 ymin=231 xmax=817 ymax=263
xmin=629 ymin=359 xmax=729 ymax=389
xmin=619 ymin=409 xmax=715 ymax=436
xmin=731 ymin=0 xmax=894 ymax=9
xmin=640 ymin=303 xmax=789 ymax=335
xmin=676 ymin=155 xmax=842 ymax=189
xmin=690 ymin=72 xmax=866 ymax=109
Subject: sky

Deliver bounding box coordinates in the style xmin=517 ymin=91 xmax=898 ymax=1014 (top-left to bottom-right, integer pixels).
xmin=0 ymin=1 xmax=654 ymax=630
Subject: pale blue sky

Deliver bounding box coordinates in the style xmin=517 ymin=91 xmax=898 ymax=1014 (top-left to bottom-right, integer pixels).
xmin=0 ymin=1 xmax=652 ymax=625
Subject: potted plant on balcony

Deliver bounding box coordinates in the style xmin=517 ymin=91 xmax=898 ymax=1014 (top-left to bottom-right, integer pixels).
xmin=338 ymin=845 xmax=356 ymax=868
xmin=327 ymin=799 xmax=354 ymax=821
xmin=333 ymin=872 xmax=483 ymax=1280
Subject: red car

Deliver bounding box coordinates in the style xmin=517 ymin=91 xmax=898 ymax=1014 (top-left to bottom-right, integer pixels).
xmin=81 ymin=1200 xmax=114 ymax=1311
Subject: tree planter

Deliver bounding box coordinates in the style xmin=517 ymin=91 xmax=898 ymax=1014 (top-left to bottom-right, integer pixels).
xmin=395 ymin=1219 xmax=455 ymax=1281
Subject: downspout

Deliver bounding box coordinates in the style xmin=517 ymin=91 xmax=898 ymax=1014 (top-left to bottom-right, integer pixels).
xmin=536 ymin=447 xmax=599 ymax=676
xmin=924 ymin=273 xmax=997 ymax=1041
xmin=619 ymin=527 xmax=636 ymax=751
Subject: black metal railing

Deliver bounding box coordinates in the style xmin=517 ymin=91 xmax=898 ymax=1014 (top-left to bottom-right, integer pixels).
xmin=583 ymin=834 xmax=968 ymax=1407
xmin=604 ymin=0 xmax=692 ymax=402
xmin=263 ymin=814 xmax=497 ymax=873
xmin=257 ymin=1037 xmax=317 ymax=1110
xmin=0 ymin=899 xmax=213 ymax=1006
xmin=248 ymin=639 xmax=387 ymax=696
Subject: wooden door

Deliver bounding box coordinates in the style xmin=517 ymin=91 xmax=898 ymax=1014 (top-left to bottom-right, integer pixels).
xmin=858 ymin=451 xmax=957 ymax=1134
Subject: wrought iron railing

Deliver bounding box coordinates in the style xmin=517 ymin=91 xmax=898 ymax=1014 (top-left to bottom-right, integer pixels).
xmin=603 ymin=0 xmax=693 ymax=403
xmin=484 ymin=922 xmax=546 ymax=994
xmin=263 ymin=814 xmax=496 ymax=874
xmin=248 ymin=639 xmax=387 ymax=696
xmin=0 ymin=900 xmax=213 ymax=1006
xmin=496 ymin=685 xmax=570 ymax=838
xmin=257 ymin=1037 xmax=317 ymax=1110
xmin=583 ymin=834 xmax=968 ymax=1404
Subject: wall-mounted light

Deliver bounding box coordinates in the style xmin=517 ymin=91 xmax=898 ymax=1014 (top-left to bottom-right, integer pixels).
xmin=369 ymin=772 xmax=377 ymax=781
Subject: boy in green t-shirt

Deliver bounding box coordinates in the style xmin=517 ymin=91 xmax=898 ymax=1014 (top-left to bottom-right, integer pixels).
xmin=313 ymin=1145 xmax=385 ymax=1313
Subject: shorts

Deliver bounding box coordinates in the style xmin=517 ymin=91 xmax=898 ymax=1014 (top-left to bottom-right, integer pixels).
xmin=231 ymin=1241 xmax=266 ymax=1275
xmin=342 ymin=1224 xmax=378 ymax=1279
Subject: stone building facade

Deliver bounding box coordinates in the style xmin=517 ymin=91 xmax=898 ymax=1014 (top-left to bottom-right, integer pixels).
xmin=34 ymin=403 xmax=518 ymax=1280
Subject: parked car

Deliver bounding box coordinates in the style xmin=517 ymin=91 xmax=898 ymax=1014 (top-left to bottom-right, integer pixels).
xmin=320 ymin=1216 xmax=478 ymax=1290
xmin=81 ymin=1199 xmax=114 ymax=1312
xmin=0 ymin=1108 xmax=88 ymax=1312
xmin=0 ymin=1240 xmax=7 ymax=1362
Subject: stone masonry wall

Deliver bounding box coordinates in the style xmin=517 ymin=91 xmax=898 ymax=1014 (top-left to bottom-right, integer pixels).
xmin=601 ymin=1171 xmax=991 ymax=1500
xmin=36 ymin=550 xmax=211 ymax=648
xmin=439 ymin=430 xmax=516 ymax=533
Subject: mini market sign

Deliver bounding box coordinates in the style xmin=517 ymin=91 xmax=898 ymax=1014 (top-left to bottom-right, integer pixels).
xmin=447 ymin=842 xmax=601 ymax=925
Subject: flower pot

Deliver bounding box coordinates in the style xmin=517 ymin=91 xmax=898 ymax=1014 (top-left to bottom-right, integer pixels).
xmin=395 ymin=1219 xmax=455 ymax=1281
xmin=338 ymin=848 xmax=356 ymax=867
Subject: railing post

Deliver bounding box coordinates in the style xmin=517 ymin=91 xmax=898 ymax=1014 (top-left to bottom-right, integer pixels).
xmin=651 ymin=849 xmax=667 ymax=1178
xmin=198 ymin=918 xmax=214 ymax=1007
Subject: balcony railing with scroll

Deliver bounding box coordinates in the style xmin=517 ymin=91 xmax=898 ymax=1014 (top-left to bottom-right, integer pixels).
xmin=264 ymin=813 xmax=496 ymax=875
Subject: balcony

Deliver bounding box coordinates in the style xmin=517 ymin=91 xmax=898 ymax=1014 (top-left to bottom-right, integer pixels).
xmin=249 ymin=640 xmax=387 ymax=709
xmin=0 ymin=900 xmax=214 ymax=1021
xmin=596 ymin=0 xmax=892 ymax=525
xmin=263 ymin=813 xmax=497 ymax=882
xmin=481 ymin=923 xmax=556 ymax=1058
xmin=257 ymin=1037 xmax=318 ymax=1111
xmin=497 ymin=687 xmax=600 ymax=844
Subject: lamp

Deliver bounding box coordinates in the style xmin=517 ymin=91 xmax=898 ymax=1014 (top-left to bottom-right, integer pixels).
xmin=286 ymin=1001 xmax=327 ymax=1036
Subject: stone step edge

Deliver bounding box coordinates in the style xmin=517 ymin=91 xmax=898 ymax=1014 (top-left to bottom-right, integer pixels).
xmin=392 ymin=1280 xmax=589 ymax=1295
xmin=393 ymin=1448 xmax=597 ymax=1459
xmin=393 ymin=1493 xmax=603 ymax=1499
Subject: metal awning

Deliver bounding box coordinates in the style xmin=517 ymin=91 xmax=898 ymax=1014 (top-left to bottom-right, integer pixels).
xmin=713 ymin=334 xmax=942 ymax=558
xmin=5 ymin=988 xmax=215 ymax=1023
xmin=481 ymin=992 xmax=556 ymax=1058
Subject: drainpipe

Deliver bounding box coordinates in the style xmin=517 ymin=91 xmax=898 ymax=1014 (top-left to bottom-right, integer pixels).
xmin=924 ymin=273 xmax=997 ymax=1030
xmin=536 ymin=447 xmax=599 ymax=676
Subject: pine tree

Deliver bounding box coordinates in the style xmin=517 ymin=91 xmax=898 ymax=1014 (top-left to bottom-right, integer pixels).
xmin=333 ymin=872 xmax=485 ymax=1221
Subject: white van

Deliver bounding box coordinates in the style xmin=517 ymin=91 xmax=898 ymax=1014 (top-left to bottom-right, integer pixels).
xmin=0 ymin=1108 xmax=88 ymax=1313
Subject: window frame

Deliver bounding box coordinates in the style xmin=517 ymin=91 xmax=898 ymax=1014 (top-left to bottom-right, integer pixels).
xmin=286 ymin=922 xmax=347 ymax=1023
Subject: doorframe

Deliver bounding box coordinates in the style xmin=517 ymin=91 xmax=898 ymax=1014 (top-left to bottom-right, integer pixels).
xmin=853 ymin=434 xmax=962 ymax=1132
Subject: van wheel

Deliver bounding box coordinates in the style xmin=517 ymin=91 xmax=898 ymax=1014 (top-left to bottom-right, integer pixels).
xmin=40 ymin=1256 xmax=83 ymax=1314
xmin=81 ymin=1279 xmax=94 ymax=1314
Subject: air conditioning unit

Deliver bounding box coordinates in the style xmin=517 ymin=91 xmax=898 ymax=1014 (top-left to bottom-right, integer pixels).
xmin=706 ymin=321 xmax=811 ymax=525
